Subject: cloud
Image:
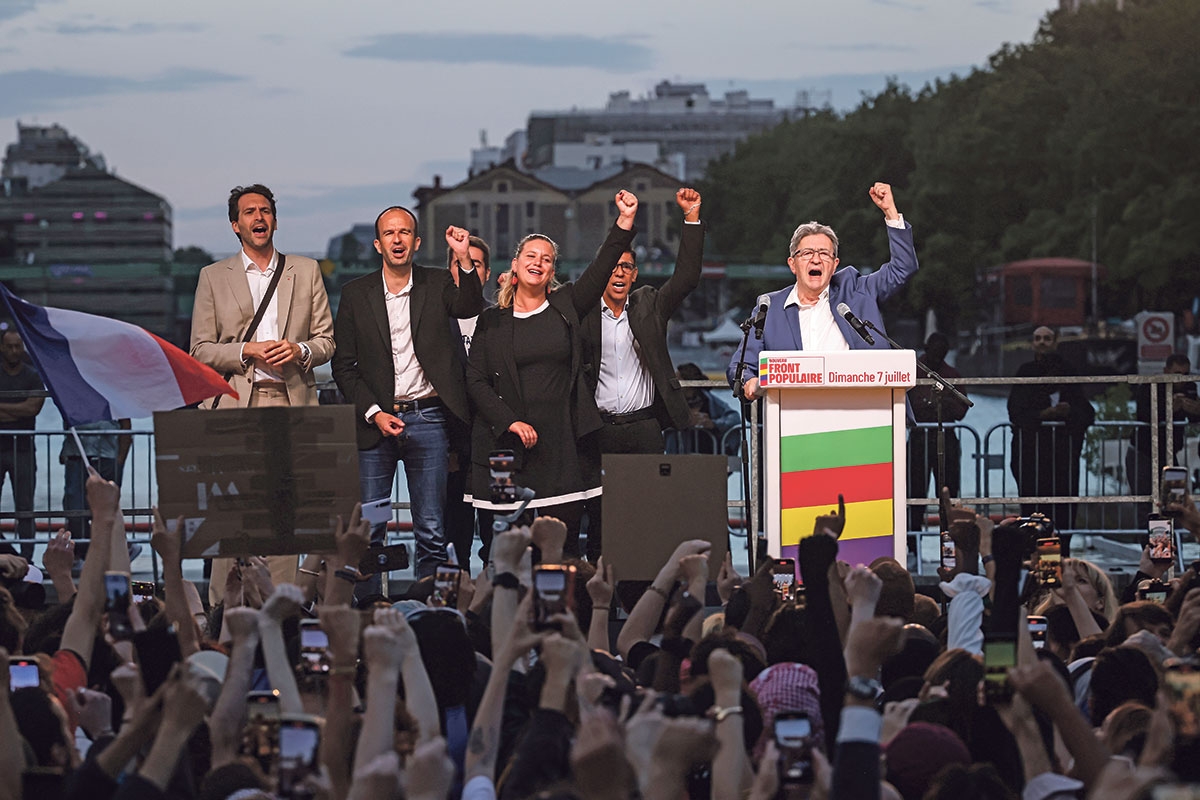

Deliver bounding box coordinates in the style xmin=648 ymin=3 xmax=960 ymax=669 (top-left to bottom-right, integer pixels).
xmin=175 ymin=180 xmax=420 ymax=224
xmin=793 ymin=41 xmax=918 ymax=53
xmin=0 ymin=68 xmax=242 ymax=116
xmin=344 ymin=32 xmax=654 ymax=71
xmin=868 ymin=0 xmax=926 ymax=9
xmin=52 ymin=20 xmax=205 ymax=35
xmin=0 ymin=1 xmax=41 ymax=24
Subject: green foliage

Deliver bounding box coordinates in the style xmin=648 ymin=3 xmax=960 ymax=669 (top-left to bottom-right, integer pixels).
xmin=700 ymin=0 xmax=1200 ymax=327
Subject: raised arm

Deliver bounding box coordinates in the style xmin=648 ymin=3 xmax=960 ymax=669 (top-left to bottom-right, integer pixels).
xmin=442 ymin=227 xmax=484 ymax=319
xmin=208 ymin=607 xmax=261 ymax=767
xmin=317 ymin=604 xmax=362 ymax=800
xmin=375 ymin=607 xmax=440 ymax=744
xmin=571 ymin=191 xmax=639 ymax=315
xmin=60 ymin=474 xmax=118 ymax=668
xmin=150 ymin=509 xmax=200 ymax=657
xmin=257 ymin=583 xmax=305 ymax=713
xmin=616 ymin=539 xmax=709 ymax=660
xmin=656 ymin=188 xmax=705 ymax=317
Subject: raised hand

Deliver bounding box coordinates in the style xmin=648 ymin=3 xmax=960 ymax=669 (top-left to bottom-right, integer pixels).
xmin=150 ymin=508 xmax=183 ymax=567
xmin=843 ymin=565 xmax=882 ymax=616
xmin=492 ymin=526 xmax=531 ymax=576
xmin=717 ymin=551 xmax=741 ymax=604
xmin=676 ymin=187 xmax=701 ymax=222
xmin=336 ymin=503 xmax=371 ymax=567
xmin=403 ymin=737 xmax=455 ymax=800
xmin=614 ymin=190 xmax=639 ymax=225
xmin=531 ymin=516 xmax=567 ymax=564
xmin=708 ymin=647 xmax=744 ymax=696
xmin=318 ymin=605 xmax=362 ymax=666
xmin=445 ymin=225 xmax=471 ymax=261
xmin=69 ymin=687 xmax=114 ymax=740
xmin=243 ymin=556 xmax=275 ymax=599
xmin=372 ymin=606 xmax=420 ymax=662
xmin=0 ymin=553 xmax=27 ymax=582
xmin=362 ymin=624 xmax=403 ymax=674
xmin=43 ymin=528 xmax=74 ymax=577
xmin=86 ymin=471 xmax=121 ymax=516
xmin=844 ymin=616 xmax=906 ymax=679
xmin=813 ymin=494 xmax=846 ymax=538
xmin=260 ymin=583 xmax=304 ymax=626
xmin=679 ymin=553 xmax=709 ymax=586
xmin=868 ymin=181 xmax=899 ymax=220
xmin=586 ymin=555 xmax=615 ymax=607
xmin=223 ymin=606 xmax=260 ymax=644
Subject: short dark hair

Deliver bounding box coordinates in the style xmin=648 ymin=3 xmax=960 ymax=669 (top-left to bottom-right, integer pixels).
xmin=1166 ymin=353 xmax=1190 ymax=371
xmin=1 ymin=329 xmax=20 ymax=345
xmin=446 ymin=235 xmax=491 ymax=275
xmin=374 ymin=206 xmax=418 ymax=240
xmin=227 ymin=184 xmax=276 ymax=223
xmin=620 ymin=249 xmax=637 ymax=267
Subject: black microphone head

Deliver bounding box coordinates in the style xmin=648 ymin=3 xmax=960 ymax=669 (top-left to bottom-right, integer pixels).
xmin=836 ymin=302 xmax=851 ymax=317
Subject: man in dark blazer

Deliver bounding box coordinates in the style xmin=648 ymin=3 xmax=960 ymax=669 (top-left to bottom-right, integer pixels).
xmin=580 ymin=188 xmax=705 ymax=559
xmin=727 ymin=182 xmax=917 ymax=400
xmin=332 ymin=207 xmax=482 ymax=579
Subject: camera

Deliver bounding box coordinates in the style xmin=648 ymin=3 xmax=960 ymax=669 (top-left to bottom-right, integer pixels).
xmin=104 ymin=571 xmax=134 ymax=640
xmin=431 ymin=563 xmax=461 ymax=608
xmin=772 ymin=558 xmax=796 ymax=602
xmin=298 ymin=619 xmax=328 ymax=674
xmin=1148 ymin=515 xmax=1177 ymax=563
xmin=532 ymin=564 xmax=576 ymax=630
xmin=489 ymin=450 xmax=517 ymax=504
xmin=983 ymin=634 xmax=1016 ymax=703
xmin=1034 ymin=536 xmax=1063 ymax=588
xmin=774 ymin=710 xmax=814 ymax=784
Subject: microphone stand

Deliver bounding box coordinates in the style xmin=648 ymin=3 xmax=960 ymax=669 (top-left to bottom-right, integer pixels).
xmin=732 ymin=315 xmax=762 ymax=571
xmin=863 ymin=319 xmax=973 ymax=529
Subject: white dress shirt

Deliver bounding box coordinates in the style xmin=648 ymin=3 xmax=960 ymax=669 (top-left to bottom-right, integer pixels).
xmin=241 ymin=249 xmax=283 ymax=382
xmin=596 ymin=301 xmax=655 ymax=414
xmin=784 ymin=287 xmax=850 ymax=352
xmin=365 ymin=269 xmax=435 ymax=422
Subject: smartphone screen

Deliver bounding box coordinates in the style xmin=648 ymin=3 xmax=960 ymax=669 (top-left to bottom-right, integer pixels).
xmin=774 ymin=712 xmax=813 ymax=783
xmin=1027 ymin=615 xmax=1047 ymax=650
xmin=431 ymin=564 xmax=460 ymax=608
xmin=939 ymin=532 xmax=956 ymax=570
xmin=773 ymin=558 xmax=796 ymax=601
xmin=133 ymin=625 xmax=183 ymax=694
xmin=299 ymin=622 xmax=328 ymax=651
xmin=1148 ymin=516 xmax=1176 ymax=562
xmin=1163 ymin=467 xmax=1189 ymax=511
xmin=1035 ymin=538 xmax=1062 ymax=588
xmin=533 ymin=565 xmax=575 ymax=629
xmin=9 ymin=660 xmax=39 ymax=690
xmin=983 ymin=636 xmax=1016 ymax=702
xmin=489 ymin=450 xmax=516 ymax=504
xmin=277 ymin=719 xmax=321 ymax=798
xmin=247 ymin=689 xmax=281 ymax=721
xmin=105 ymin=571 xmax=133 ymax=640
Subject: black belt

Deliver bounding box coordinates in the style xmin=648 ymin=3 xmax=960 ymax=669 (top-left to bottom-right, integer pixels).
xmin=600 ymin=407 xmax=657 ymax=425
xmin=393 ymin=396 xmax=443 ymax=413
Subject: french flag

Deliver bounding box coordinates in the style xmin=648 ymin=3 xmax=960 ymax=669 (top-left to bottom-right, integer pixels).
xmin=0 ymin=284 xmax=236 ymax=425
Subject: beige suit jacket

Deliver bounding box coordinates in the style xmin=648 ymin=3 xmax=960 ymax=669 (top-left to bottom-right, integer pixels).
xmin=189 ymin=252 xmax=335 ymax=407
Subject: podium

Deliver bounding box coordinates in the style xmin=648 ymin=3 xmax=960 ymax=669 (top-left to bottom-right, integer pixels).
xmin=759 ymin=350 xmax=916 ymax=568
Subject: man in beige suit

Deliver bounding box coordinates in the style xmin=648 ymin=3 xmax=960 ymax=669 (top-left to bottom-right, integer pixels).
xmin=190 ymin=183 xmax=335 ymax=603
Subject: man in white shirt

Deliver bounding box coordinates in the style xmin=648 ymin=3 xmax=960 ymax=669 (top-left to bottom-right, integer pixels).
xmin=579 ymin=188 xmax=705 ymax=560
xmin=332 ymin=208 xmax=483 ymax=579
xmin=190 ymin=183 xmax=336 ymax=601
xmin=727 ymin=182 xmax=918 ymax=400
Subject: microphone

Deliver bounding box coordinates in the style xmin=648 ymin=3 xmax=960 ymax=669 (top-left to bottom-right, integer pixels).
xmin=742 ymin=294 xmax=771 ymax=339
xmin=836 ymin=302 xmax=875 ymax=346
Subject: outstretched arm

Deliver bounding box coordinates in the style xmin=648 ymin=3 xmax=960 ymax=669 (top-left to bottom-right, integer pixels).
xmin=571 ymin=191 xmax=639 ymax=315
xmin=656 ymin=188 xmax=705 ymax=318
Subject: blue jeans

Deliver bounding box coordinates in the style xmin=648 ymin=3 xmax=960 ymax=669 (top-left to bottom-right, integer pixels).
xmin=358 ymin=406 xmax=450 ymax=579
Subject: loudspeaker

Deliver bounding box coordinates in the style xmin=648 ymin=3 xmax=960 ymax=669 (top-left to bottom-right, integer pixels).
xmin=600 ymin=454 xmax=728 ymax=583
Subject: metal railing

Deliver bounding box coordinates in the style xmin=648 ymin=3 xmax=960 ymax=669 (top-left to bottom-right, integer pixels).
xmin=2 ymin=373 xmax=1194 ymax=580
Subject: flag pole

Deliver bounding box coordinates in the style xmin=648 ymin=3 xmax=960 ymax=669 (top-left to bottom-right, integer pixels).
xmin=68 ymin=426 xmax=96 ymax=475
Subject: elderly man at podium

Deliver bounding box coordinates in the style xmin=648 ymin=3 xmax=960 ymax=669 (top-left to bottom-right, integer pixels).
xmin=727 ymin=182 xmax=918 ymax=400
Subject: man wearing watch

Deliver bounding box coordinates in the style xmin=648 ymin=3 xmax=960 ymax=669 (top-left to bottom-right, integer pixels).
xmin=191 ymin=184 xmax=335 ymax=603
xmin=332 ymin=211 xmax=483 ymax=579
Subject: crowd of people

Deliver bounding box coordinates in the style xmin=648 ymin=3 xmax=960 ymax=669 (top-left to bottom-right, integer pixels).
xmin=3 ymin=472 xmax=1200 ymax=799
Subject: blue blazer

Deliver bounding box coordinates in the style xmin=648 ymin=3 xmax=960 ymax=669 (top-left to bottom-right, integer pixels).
xmin=727 ymin=222 xmax=918 ymax=388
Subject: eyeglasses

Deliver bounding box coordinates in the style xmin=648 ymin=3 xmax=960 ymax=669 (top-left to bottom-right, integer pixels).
xmin=614 ymin=261 xmax=637 ymax=274
xmin=792 ymin=248 xmax=835 ymax=262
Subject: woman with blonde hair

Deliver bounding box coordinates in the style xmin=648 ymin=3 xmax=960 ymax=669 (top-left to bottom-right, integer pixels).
xmin=1034 ymin=556 xmax=1120 ymax=628
xmin=466 ymin=191 xmax=638 ymax=554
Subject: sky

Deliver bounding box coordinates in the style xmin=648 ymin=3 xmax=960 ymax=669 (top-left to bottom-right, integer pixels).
xmin=0 ymin=0 xmax=1057 ymax=258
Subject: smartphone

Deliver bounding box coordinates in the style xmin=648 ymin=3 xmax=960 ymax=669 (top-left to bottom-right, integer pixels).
xmin=358 ymin=543 xmax=409 ymax=575
xmin=774 ymin=710 xmax=814 ymax=784
xmin=9 ymin=659 xmax=39 ymax=690
xmin=277 ymin=716 xmax=322 ymax=799
xmin=983 ymin=635 xmax=1016 ymax=702
xmin=361 ymin=496 xmax=392 ymax=527
xmin=1035 ymin=537 xmax=1062 ymax=588
xmin=133 ymin=625 xmax=183 ymax=694
xmin=1027 ymin=615 xmax=1048 ymax=650
xmin=431 ymin=563 xmax=461 ymax=608
xmin=489 ymin=450 xmax=516 ymax=503
xmin=131 ymin=581 xmax=156 ymax=600
xmin=1148 ymin=515 xmax=1176 ymax=563
xmin=1137 ymin=579 xmax=1171 ymax=604
xmin=1163 ymin=466 xmax=1189 ymax=512
xmin=532 ymin=564 xmax=576 ymax=630
xmin=105 ymin=571 xmax=134 ymax=640
xmin=1163 ymin=657 xmax=1200 ymax=738
xmin=939 ymin=531 xmax=956 ymax=571
xmin=247 ymin=689 xmax=282 ymax=721
xmin=772 ymin=558 xmax=796 ymax=602
xmin=298 ymin=619 xmax=328 ymax=674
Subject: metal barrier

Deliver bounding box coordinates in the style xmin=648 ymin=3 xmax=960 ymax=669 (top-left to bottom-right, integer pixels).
xmin=3 ymin=373 xmax=1195 ymax=580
